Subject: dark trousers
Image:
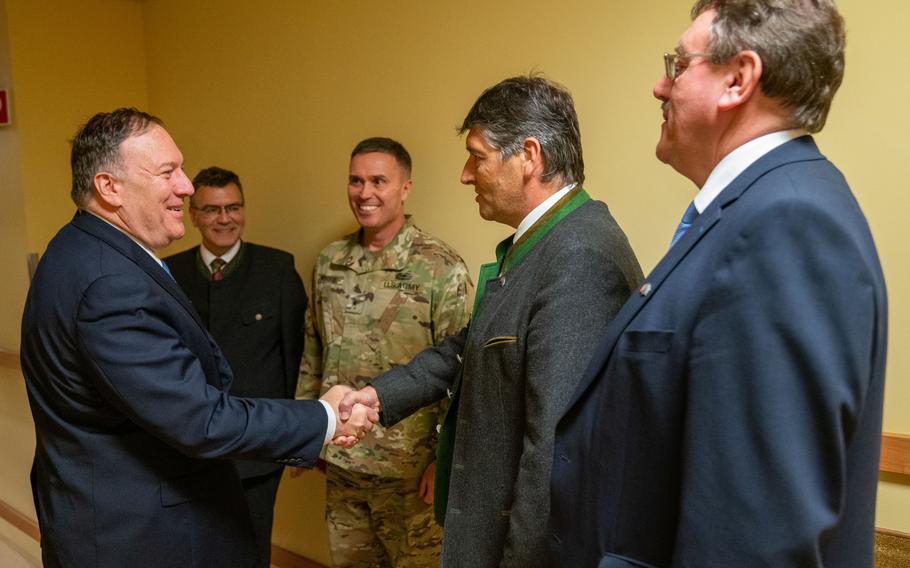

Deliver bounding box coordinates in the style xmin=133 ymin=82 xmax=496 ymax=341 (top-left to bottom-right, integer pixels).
xmin=241 ymin=468 xmax=284 ymax=568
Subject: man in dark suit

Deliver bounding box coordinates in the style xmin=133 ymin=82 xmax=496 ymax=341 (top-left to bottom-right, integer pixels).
xmin=549 ymin=2 xmax=887 ymax=567
xmin=340 ymin=76 xmax=642 ymax=567
xmin=165 ymin=166 xmax=306 ymax=567
xmin=20 ymin=108 xmax=376 ymax=568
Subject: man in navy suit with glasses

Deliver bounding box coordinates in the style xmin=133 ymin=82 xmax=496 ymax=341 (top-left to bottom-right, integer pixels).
xmin=549 ymin=1 xmax=887 ymax=567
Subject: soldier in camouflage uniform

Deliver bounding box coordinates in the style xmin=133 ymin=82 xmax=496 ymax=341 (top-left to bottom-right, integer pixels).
xmin=296 ymin=137 xmax=472 ymax=568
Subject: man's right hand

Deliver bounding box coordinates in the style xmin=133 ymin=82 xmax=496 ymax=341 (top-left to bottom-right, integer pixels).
xmin=338 ymin=385 xmax=381 ymax=420
xmin=320 ymin=385 xmax=379 ymax=448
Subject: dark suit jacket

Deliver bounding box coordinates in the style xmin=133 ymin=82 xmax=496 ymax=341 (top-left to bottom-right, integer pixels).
xmin=549 ymin=137 xmax=887 ymax=568
xmin=20 ymin=212 xmax=326 ymax=568
xmin=165 ymin=243 xmax=306 ymax=479
xmin=373 ymin=196 xmax=642 ymax=567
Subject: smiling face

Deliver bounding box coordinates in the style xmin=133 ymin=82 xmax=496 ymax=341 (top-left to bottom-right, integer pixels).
xmin=347 ymin=151 xmax=411 ymax=247
xmin=110 ymin=125 xmax=193 ymax=251
xmin=460 ymin=127 xmax=526 ymax=228
xmin=653 ymin=9 xmax=728 ymax=184
xmin=190 ymin=182 xmax=246 ymax=256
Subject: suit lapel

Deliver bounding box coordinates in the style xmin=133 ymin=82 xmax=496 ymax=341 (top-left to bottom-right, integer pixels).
xmin=71 ymin=212 xmax=206 ymax=330
xmin=566 ymin=136 xmax=826 ymax=408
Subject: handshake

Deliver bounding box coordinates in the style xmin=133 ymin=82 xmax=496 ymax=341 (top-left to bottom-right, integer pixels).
xmin=319 ymin=385 xmax=382 ymax=448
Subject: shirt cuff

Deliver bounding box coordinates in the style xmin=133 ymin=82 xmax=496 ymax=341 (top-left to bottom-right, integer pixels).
xmin=318 ymin=399 xmax=336 ymax=445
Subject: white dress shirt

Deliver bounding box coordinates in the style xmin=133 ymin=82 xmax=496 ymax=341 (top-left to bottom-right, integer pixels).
xmin=199 ymin=239 xmax=241 ymax=271
xmin=514 ymin=183 xmax=577 ymax=241
xmin=693 ymin=129 xmax=807 ymax=214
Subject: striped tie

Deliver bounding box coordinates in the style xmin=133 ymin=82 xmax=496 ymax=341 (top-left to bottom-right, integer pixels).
xmin=210 ymin=257 xmax=227 ymax=281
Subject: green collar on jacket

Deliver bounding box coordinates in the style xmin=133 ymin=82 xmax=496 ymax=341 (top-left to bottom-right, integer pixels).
xmin=472 ymin=186 xmax=590 ymax=315
xmin=194 ymin=241 xmax=247 ymax=281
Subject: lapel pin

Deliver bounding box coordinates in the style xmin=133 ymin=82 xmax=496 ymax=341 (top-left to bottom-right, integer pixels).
xmin=639 ymin=282 xmax=652 ymax=297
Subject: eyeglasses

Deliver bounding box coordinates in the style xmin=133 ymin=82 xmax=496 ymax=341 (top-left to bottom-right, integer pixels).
xmin=192 ymin=203 xmax=244 ymax=218
xmin=663 ymin=51 xmax=713 ymax=79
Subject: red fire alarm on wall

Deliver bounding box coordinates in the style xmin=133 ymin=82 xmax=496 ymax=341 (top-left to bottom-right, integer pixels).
xmin=0 ymin=89 xmax=11 ymax=126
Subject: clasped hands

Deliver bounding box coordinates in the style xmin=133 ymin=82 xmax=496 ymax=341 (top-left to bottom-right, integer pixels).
xmin=319 ymin=385 xmax=382 ymax=448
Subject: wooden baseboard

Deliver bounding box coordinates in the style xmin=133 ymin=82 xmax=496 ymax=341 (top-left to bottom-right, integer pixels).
xmin=0 ymin=499 xmax=39 ymax=542
xmin=270 ymin=544 xmax=327 ymax=568
xmin=0 ymin=497 xmax=325 ymax=567
xmin=878 ymin=528 xmax=910 ymax=540
xmin=0 ymin=350 xmax=20 ymax=370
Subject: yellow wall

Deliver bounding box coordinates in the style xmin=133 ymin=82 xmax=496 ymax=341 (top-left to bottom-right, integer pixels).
xmin=0 ymin=0 xmax=29 ymax=350
xmin=5 ymin=0 xmax=149 ymax=254
xmin=1 ymin=0 xmax=908 ymax=562
xmin=820 ymin=1 xmax=910 ymax=531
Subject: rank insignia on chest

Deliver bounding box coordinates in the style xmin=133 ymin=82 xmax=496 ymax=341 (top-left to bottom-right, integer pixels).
xmin=344 ymin=301 xmax=365 ymax=315
xmin=344 ymin=292 xmax=372 ymax=315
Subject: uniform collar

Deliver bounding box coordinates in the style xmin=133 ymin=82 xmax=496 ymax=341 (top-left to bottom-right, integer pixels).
xmin=331 ymin=215 xmax=416 ymax=274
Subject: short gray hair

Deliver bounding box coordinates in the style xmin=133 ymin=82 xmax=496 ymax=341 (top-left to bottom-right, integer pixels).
xmin=692 ymin=0 xmax=845 ymax=133
xmin=70 ymin=108 xmax=163 ymax=207
xmin=459 ymin=75 xmax=584 ymax=185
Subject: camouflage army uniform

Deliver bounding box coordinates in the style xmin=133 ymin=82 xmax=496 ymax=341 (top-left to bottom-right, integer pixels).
xmin=297 ymin=216 xmax=472 ymax=568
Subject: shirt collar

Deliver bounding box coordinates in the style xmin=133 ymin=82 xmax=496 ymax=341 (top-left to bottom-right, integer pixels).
xmin=514 ymin=182 xmax=577 ymax=241
xmin=200 ymin=239 xmax=242 ymax=270
xmin=693 ymin=129 xmax=807 ymax=213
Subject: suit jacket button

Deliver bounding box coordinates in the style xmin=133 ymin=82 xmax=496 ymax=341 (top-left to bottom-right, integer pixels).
xmin=255 ymin=313 xmax=263 ymax=321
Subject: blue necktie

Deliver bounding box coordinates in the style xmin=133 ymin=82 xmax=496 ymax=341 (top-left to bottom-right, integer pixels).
xmin=161 ymin=261 xmax=175 ymax=280
xmin=670 ymin=201 xmax=698 ymax=248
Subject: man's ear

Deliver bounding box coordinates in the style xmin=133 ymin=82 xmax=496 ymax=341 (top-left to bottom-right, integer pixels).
xmin=719 ymin=50 xmax=762 ymax=111
xmin=400 ymin=179 xmax=413 ymax=203
xmin=93 ymin=171 xmax=123 ymax=208
xmin=521 ymin=137 xmax=544 ymax=179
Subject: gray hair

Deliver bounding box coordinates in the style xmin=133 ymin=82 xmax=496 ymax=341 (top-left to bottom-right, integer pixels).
xmin=692 ymin=0 xmax=845 ymax=133
xmin=459 ymin=74 xmax=584 ymax=185
xmin=70 ymin=108 xmax=163 ymax=207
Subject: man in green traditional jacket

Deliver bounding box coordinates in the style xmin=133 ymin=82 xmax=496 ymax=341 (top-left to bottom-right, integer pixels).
xmin=339 ymin=76 xmax=643 ymax=568
xmin=296 ymin=137 xmax=472 ymax=568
